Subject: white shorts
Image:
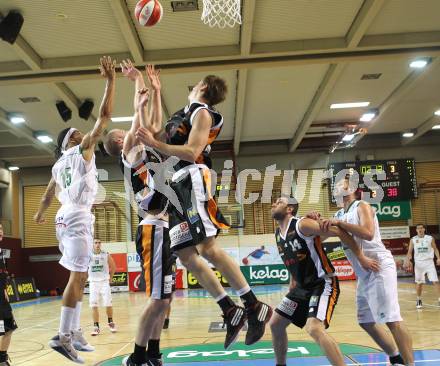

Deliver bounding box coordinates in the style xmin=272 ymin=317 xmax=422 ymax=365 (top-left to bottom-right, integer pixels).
xmin=415 ymin=259 xmax=439 ymax=284
xmin=56 ymin=206 xmax=94 ymax=273
xmin=356 ymin=257 xmax=402 ymax=324
xmin=89 ymin=280 xmax=112 ymax=307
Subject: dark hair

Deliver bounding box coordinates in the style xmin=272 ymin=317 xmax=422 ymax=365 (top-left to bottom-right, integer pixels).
xmin=287 ymin=203 xmax=299 ymax=216
xmin=202 ymin=75 xmax=227 ymax=106
xmin=55 ymin=127 xmax=72 ymax=159
xmin=416 ymin=224 xmax=426 ymax=228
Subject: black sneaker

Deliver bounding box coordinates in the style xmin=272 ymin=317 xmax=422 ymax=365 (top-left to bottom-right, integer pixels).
xmin=222 ymin=305 xmax=246 ymax=350
xmin=122 ymin=354 xmax=163 ymax=366
xmin=163 ymin=318 xmax=170 ymax=329
xmin=416 ymin=299 xmax=422 ymax=309
xmin=245 ymin=301 xmax=272 ymax=345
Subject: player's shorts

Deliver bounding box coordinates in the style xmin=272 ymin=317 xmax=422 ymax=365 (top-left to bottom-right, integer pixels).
xmin=136 ymin=218 xmax=175 ymax=300
xmin=89 ymin=280 xmax=112 ymax=307
xmin=275 ymin=277 xmax=339 ymax=329
xmin=0 ymin=316 xmax=17 ymax=335
xmin=168 ymin=164 xmax=230 ymax=251
xmin=414 ymin=259 xmax=439 ymax=284
xmin=357 ymin=256 xmax=402 ymax=324
xmin=55 ymin=205 xmax=94 ymax=273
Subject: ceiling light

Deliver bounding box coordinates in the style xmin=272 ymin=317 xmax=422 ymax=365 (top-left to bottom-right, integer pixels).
xmin=34 ymin=132 xmax=53 ymax=143
xmin=434 ymin=109 xmax=440 ymax=116
xmin=360 ymin=108 xmax=379 ymax=122
xmin=402 ymin=131 xmax=414 ymax=138
xmin=410 ymin=59 xmax=428 ymax=69
xmin=432 ymin=124 xmax=440 ymax=130
xmin=8 ymin=114 xmax=25 ymax=124
xmin=330 ymin=102 xmax=370 ymax=109
xmin=111 ymin=116 xmax=134 ymax=122
xmin=342 ymin=134 xmax=355 ymax=142
xmin=8 ymin=166 xmax=19 ymax=171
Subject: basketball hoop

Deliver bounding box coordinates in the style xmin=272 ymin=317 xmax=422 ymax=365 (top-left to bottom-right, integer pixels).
xmin=201 ymin=0 xmax=242 ymax=28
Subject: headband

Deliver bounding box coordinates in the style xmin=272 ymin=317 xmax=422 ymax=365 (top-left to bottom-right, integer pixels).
xmin=61 ymin=128 xmax=78 ymax=151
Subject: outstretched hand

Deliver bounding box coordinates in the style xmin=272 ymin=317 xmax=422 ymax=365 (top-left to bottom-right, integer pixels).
xmin=146 ymin=64 xmax=161 ymax=91
xmin=33 ymin=211 xmax=46 ymax=225
xmin=120 ymin=59 xmax=141 ymax=82
xmin=136 ymin=127 xmax=158 ymax=148
xmin=138 ymin=87 xmax=150 ymax=108
xmin=99 ymin=56 xmax=116 ymax=80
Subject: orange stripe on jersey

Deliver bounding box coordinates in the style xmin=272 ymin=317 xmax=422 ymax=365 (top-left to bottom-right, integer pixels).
xmin=207 ymin=126 xmax=221 ymax=145
xmin=135 ymin=162 xmax=148 ymax=186
xmin=325 ymin=278 xmax=339 ymax=326
xmin=314 ymin=236 xmax=334 ymax=275
xmin=141 ymin=225 xmax=153 ymax=296
xmin=202 ymin=168 xmax=230 ymax=230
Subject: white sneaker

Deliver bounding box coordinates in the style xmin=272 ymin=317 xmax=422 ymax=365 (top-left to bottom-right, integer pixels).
xmin=90 ymin=326 xmax=100 ymax=336
xmin=416 ymin=299 xmax=423 ymax=309
xmin=49 ymin=333 xmax=84 ymax=364
xmin=72 ymin=329 xmax=95 ymax=352
xmin=108 ymin=322 xmax=117 ymax=333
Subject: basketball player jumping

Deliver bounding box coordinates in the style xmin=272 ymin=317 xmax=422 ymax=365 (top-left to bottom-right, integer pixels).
xmin=33 ymin=56 xmax=116 ymax=364
xmin=89 ymin=239 xmax=117 ymax=336
xmin=104 ymin=60 xmax=174 ymax=366
xmin=270 ymin=196 xmax=379 ymax=366
xmin=135 ymin=75 xmax=272 ymax=349
xmin=406 ymin=224 xmax=440 ymax=309
xmin=313 ymin=176 xmax=414 ymax=366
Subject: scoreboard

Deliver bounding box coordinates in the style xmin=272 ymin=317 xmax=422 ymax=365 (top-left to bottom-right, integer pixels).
xmin=328 ymin=159 xmax=417 ymax=202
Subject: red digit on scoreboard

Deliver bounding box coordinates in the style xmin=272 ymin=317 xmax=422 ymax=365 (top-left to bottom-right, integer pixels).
xmin=387 ymin=188 xmax=398 ymax=197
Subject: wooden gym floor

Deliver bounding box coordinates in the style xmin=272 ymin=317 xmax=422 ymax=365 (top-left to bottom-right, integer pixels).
xmin=7 ymin=280 xmax=440 ymax=366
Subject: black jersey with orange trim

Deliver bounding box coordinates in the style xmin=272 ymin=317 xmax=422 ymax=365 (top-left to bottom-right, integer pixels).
xmin=165 ymin=102 xmax=223 ymax=170
xmin=118 ymin=148 xmax=165 ymax=213
xmin=275 ymin=217 xmax=335 ymax=291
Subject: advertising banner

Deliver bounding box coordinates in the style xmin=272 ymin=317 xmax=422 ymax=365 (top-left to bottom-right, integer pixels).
xmin=127 ymin=252 xmax=142 ymax=272
xmin=110 ymin=272 xmax=128 ymax=292
xmin=128 ymin=272 xmax=141 ymax=292
xmin=241 ymin=264 xmax=290 ymax=285
xmin=380 ymin=226 xmax=410 ymax=240
xmin=332 ymin=260 xmax=356 ymax=281
xmin=371 ymin=201 xmax=411 ymax=221
xmin=239 ymin=245 xmax=283 ymax=266
xmin=14 ymin=277 xmax=38 ymax=301
xmin=187 ymin=268 xmax=230 ymax=289
xmin=111 ymin=253 xmax=128 ymax=273
xmin=382 ymin=237 xmax=411 ymax=255
xmin=394 ymin=255 xmax=413 ymax=277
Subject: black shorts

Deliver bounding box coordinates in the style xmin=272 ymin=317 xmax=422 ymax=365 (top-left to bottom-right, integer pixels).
xmin=168 ymin=165 xmax=229 ymax=251
xmin=0 ymin=314 xmax=17 ymax=335
xmin=275 ymin=277 xmax=340 ymax=329
xmin=136 ymin=219 xmax=175 ymax=300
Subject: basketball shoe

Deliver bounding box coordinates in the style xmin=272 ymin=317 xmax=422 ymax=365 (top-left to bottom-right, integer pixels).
xmin=245 ymin=301 xmax=272 ymax=345
xmin=222 ymin=305 xmax=246 ymax=349
xmin=49 ymin=333 xmax=84 ymax=364
xmin=72 ymin=328 xmax=95 ymax=351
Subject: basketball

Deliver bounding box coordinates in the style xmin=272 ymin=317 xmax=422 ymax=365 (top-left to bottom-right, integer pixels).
xmin=135 ymin=0 xmax=163 ymax=27
xmin=242 ymin=257 xmax=249 ymax=265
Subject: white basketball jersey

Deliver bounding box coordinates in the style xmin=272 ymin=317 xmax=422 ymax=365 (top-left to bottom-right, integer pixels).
xmin=88 ymin=251 xmax=110 ymax=281
xmin=52 ymin=145 xmax=98 ymax=207
xmin=335 ymin=200 xmax=392 ymax=278
xmin=412 ymin=235 xmax=434 ymax=262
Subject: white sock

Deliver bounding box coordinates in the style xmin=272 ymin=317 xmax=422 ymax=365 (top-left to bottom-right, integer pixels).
xmin=71 ymin=301 xmax=83 ymax=332
xmin=236 ymin=286 xmax=251 ymax=296
xmin=215 ymin=292 xmax=228 ymax=302
xmin=59 ymin=306 xmax=75 ymax=336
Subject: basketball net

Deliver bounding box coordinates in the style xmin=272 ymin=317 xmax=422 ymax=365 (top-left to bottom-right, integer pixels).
xmin=201 ymin=0 xmax=242 ymax=28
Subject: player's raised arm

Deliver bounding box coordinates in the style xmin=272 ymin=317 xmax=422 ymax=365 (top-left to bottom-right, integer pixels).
xmin=81 ymin=56 xmax=116 ymax=161
xmin=299 ymin=218 xmax=379 ymax=272
xmin=145 ymin=64 xmax=163 ymax=135
xmin=33 ymin=178 xmax=57 ymax=224
xmin=136 ymin=108 xmax=211 ymax=162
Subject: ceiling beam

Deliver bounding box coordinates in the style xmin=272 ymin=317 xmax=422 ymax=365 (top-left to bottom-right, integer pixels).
xmin=289 ymin=0 xmax=383 ymax=153
xmin=233 ymin=69 xmax=248 ymax=155
xmin=240 ymin=0 xmax=256 ymax=56
xmin=108 ymin=0 xmax=144 ymax=63
xmin=402 ymin=115 xmax=439 ymax=145
xmin=288 ymin=64 xmax=346 ymax=152
xmin=0 ymin=108 xmax=54 ymax=155
xmin=0 ymin=12 xmax=42 ymax=71
xmin=359 ymin=57 xmax=440 ymax=143
xmin=3 ymin=46 xmax=440 ymax=86
xmin=345 ymin=0 xmax=385 ymax=47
